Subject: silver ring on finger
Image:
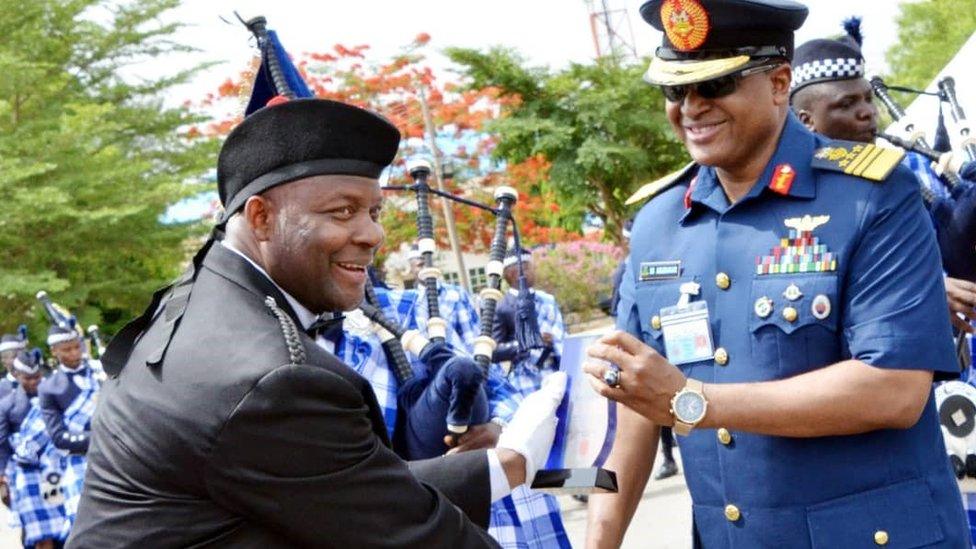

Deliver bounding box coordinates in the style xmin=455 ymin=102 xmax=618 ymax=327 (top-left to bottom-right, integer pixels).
xmin=602 ymin=364 xmax=621 ymax=389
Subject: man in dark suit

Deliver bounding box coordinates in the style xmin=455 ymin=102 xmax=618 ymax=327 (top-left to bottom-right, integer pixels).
xmin=67 ymin=98 xmax=563 ymax=548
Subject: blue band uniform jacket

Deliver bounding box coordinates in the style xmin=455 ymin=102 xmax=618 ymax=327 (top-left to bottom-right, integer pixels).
xmin=68 ymin=242 xmax=499 ymax=548
xmin=618 ymin=114 xmax=968 ymax=548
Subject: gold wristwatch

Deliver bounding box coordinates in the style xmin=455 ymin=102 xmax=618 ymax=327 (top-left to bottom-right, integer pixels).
xmin=671 ymin=378 xmax=707 ymax=436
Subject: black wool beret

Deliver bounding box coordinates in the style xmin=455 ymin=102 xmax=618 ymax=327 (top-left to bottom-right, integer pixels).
xmin=217 ymin=98 xmax=401 ymax=223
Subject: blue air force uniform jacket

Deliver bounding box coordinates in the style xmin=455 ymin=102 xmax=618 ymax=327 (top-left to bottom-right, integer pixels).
xmin=618 ymin=114 xmax=968 ymax=548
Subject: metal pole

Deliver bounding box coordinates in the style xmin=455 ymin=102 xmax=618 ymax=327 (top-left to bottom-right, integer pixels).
xmin=416 ymin=84 xmax=472 ymax=293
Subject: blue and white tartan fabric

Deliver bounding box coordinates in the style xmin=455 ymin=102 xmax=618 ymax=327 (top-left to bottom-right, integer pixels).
xmin=964 ymin=492 xmax=976 ymax=548
xmin=10 ymin=399 xmax=66 ymax=545
xmin=368 ymin=285 xmax=566 ymax=547
xmin=904 ymin=151 xmax=951 ymax=200
xmin=334 ymin=321 xmax=400 ymax=441
xmin=508 ymin=289 xmax=567 ymax=396
xmin=57 ymin=361 xmax=101 ymax=538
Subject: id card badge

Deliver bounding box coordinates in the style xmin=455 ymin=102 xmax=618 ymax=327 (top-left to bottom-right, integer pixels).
xmin=659 ymin=301 xmax=715 ymax=365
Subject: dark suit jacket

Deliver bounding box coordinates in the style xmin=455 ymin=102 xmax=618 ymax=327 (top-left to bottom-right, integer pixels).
xmin=68 ymin=243 xmax=498 ymax=548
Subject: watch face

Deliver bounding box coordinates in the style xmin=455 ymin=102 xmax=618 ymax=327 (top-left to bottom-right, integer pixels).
xmin=674 ymin=391 xmax=706 ymax=423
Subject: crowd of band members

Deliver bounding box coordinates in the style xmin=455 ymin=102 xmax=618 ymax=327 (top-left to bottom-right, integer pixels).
xmin=0 ymin=324 xmax=102 ymax=548
xmin=0 ymin=251 xmax=572 ymax=548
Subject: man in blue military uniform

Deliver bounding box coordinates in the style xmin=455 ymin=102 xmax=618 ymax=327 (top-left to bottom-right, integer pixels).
xmin=584 ymin=0 xmax=969 ymax=547
xmin=788 ymin=18 xmax=976 ymax=341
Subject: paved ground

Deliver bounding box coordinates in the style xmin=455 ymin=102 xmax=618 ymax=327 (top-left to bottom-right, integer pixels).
xmin=559 ymin=450 xmax=692 ymax=548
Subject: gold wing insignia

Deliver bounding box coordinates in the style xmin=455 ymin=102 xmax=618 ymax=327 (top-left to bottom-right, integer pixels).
xmin=783 ymin=214 xmax=830 ymax=233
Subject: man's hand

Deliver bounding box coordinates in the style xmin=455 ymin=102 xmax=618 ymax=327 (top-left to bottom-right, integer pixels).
xmin=496 ymin=371 xmax=567 ymax=487
xmin=444 ymin=422 xmax=501 ymax=454
xmin=541 ymin=332 xmax=554 ymax=346
xmin=946 ymin=277 xmax=976 ymax=334
xmin=583 ymin=330 xmax=686 ymax=425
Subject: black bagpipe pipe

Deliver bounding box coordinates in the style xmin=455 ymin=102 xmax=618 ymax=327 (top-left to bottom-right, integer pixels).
xmin=471 ymin=187 xmax=520 ymax=374
xmin=405 ymin=158 xmax=449 ymax=345
xmin=937 ymin=77 xmax=976 ymax=162
xmin=870 ymin=76 xmax=965 ymax=190
xmin=86 ymin=325 xmax=106 ymax=359
xmin=357 ymin=295 xmax=488 ymax=459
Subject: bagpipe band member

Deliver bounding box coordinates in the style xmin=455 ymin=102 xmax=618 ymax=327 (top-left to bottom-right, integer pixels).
xmin=585 ymin=0 xmax=968 ymax=546
xmin=0 ymin=327 xmax=29 ymax=401
xmin=67 ymin=88 xmax=565 ymax=547
xmin=8 ymin=348 xmax=67 ymax=548
xmin=39 ymin=322 xmax=101 ymax=538
xmin=493 ymin=249 xmax=566 ymax=396
xmin=0 ymin=347 xmax=44 ymax=513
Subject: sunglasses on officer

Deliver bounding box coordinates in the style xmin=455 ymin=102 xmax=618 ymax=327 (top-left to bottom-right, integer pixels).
xmin=660 ymin=63 xmax=782 ymax=103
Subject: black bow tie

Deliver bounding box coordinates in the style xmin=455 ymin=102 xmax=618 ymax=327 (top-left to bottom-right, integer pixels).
xmin=305 ymin=314 xmax=345 ymax=343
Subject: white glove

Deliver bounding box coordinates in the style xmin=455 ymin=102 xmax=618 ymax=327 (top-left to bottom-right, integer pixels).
xmin=496 ymin=371 xmax=568 ymax=485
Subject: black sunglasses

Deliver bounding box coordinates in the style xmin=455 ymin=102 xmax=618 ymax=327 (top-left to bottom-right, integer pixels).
xmin=661 ymin=64 xmax=781 ymax=102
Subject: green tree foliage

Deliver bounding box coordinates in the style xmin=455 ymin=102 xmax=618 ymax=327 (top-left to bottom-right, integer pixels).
xmin=886 ymin=0 xmax=976 ymax=93
xmin=0 ymin=0 xmax=217 ymax=338
xmin=445 ymin=47 xmax=687 ymax=241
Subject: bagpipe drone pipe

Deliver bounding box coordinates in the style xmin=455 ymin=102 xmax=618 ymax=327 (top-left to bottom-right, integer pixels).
xmin=381 ymin=162 xmax=545 ymax=456
xmin=871 ymin=76 xmax=976 ymax=281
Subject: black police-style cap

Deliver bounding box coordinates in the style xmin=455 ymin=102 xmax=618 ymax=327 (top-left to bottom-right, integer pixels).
xmin=640 ymin=0 xmax=809 ymax=86
xmin=791 ymin=18 xmax=865 ymax=96
xmin=217 ymin=98 xmax=401 ymax=223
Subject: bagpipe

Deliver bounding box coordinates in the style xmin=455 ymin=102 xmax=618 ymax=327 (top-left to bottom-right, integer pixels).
xmin=870 ymin=76 xmax=976 ymax=282
xmin=232 ymin=15 xmax=542 ymax=459
xmin=378 ymin=158 xmax=544 ymax=456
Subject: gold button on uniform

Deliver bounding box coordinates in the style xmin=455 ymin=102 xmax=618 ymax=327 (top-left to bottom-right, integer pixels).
xmin=717 ymin=428 xmax=732 ymax=445
xmin=715 ymin=272 xmax=731 ymax=290
xmin=782 ymin=306 xmax=798 ymax=323
xmin=714 ymin=347 xmax=729 ymax=366
xmin=724 ymin=504 xmax=740 ymax=522
xmin=651 ymin=315 xmax=662 ymax=330
xmin=874 ymin=530 xmax=889 ymax=545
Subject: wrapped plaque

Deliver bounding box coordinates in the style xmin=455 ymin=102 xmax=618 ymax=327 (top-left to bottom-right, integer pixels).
xmin=531 ymin=332 xmax=618 ymax=495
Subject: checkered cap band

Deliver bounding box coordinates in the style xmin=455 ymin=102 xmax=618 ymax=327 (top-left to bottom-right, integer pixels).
xmin=791 ymin=58 xmax=864 ymax=90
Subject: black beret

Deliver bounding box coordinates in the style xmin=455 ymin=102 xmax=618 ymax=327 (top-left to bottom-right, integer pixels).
xmin=640 ymin=0 xmax=808 ymax=86
xmin=217 ymin=98 xmax=401 ymax=223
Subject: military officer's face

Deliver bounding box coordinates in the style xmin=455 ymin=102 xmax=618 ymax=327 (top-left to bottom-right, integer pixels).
xmin=259 ymin=175 xmax=385 ymax=314
xmin=52 ymin=338 xmax=84 ymax=369
xmin=665 ymin=65 xmax=790 ymax=171
xmin=794 ymin=78 xmax=878 ymax=143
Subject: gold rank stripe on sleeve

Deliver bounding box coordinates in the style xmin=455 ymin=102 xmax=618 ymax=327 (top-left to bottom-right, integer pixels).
xmin=625 ymin=162 xmax=699 ymax=205
xmin=812 ymin=140 xmax=904 ymax=182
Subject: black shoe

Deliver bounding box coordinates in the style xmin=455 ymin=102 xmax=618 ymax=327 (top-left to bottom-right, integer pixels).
xmin=572 ymin=494 xmax=589 ymax=504
xmin=654 ymin=460 xmax=679 ymax=480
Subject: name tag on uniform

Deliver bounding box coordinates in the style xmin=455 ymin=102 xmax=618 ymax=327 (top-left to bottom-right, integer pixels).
xmin=659 ymin=301 xmax=714 ymax=365
xmin=639 ymin=260 xmax=682 ymax=281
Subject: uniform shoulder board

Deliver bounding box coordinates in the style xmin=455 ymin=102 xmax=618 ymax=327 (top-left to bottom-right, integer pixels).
xmin=812 ymin=140 xmax=904 ymax=182
xmin=625 ymin=162 xmax=698 ymax=206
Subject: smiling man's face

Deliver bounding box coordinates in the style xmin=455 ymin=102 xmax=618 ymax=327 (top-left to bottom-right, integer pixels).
xmin=666 ymin=67 xmax=785 ymax=172
xmin=260 ymin=174 xmax=385 ymax=314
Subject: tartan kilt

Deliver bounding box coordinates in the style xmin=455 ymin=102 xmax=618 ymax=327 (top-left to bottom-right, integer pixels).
xmin=11 ymin=464 xmax=66 ymax=545
xmin=59 ymin=454 xmax=87 ymax=539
